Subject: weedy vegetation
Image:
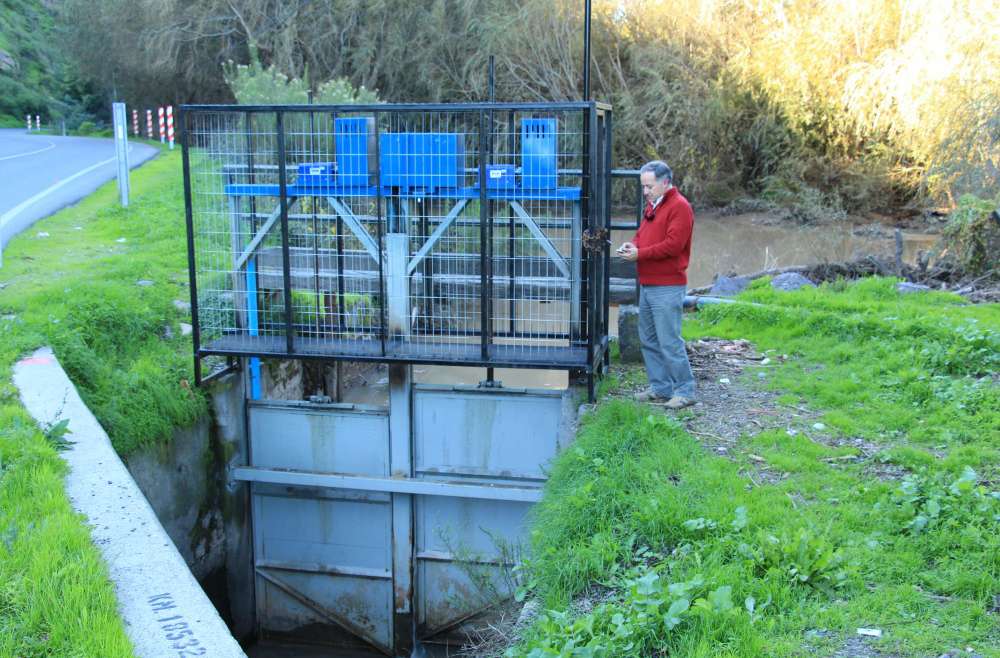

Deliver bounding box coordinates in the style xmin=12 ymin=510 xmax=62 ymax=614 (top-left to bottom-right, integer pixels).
xmin=509 ymin=279 xmax=999 ymax=656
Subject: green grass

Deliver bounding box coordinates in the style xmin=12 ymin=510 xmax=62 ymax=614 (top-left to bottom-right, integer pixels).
xmin=0 ymin=114 xmax=24 ymax=128
xmin=0 ymin=148 xmax=202 ymax=657
xmin=0 ymin=148 xmax=206 ymax=457
xmin=0 ymin=408 xmax=133 ymax=657
xmin=514 ymin=279 xmax=1000 ymax=657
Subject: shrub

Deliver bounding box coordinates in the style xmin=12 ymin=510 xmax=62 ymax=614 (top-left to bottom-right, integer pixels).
xmin=940 ymin=194 xmax=1000 ymax=276
xmin=223 ymin=47 xmax=378 ymax=105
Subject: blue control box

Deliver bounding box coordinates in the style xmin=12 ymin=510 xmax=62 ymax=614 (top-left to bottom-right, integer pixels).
xmin=521 ymin=118 xmax=557 ymax=190
xmin=380 ymin=132 xmax=465 ymax=192
xmin=335 ymin=117 xmax=376 ymax=187
xmin=296 ymin=162 xmax=336 ymax=188
xmin=477 ymin=164 xmax=516 ymax=190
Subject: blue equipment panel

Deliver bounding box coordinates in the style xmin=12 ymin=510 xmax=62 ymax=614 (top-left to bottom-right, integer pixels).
xmin=480 ymin=164 xmax=516 ymax=190
xmin=378 ymin=132 xmax=408 ymax=189
xmin=380 ymin=132 xmax=465 ymax=192
xmin=228 ymin=116 xmax=581 ymax=199
xmin=296 ymin=162 xmax=336 ymax=189
xmin=335 ymin=117 xmax=376 ymax=187
xmin=522 ymin=118 xmax=557 ymax=190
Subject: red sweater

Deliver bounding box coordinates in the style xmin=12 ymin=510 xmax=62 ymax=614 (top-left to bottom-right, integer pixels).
xmin=632 ymin=187 xmax=694 ymax=286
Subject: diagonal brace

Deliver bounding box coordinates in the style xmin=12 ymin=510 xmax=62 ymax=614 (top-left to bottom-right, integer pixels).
xmin=255 ymin=568 xmax=392 ymax=655
xmin=509 ymin=200 xmax=570 ymax=279
xmin=326 ymin=197 xmax=380 ymax=261
xmin=233 ymin=200 xmax=297 ymax=274
xmin=406 ymin=199 xmax=469 ymax=275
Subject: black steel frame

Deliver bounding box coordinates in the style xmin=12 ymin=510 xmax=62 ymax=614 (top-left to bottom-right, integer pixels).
xmin=182 ymin=101 xmax=613 ymax=395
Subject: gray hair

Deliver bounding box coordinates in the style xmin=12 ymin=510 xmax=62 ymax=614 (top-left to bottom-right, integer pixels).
xmin=639 ymin=160 xmax=673 ymax=184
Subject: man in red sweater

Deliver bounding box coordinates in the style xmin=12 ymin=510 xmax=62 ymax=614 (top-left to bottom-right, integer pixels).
xmin=617 ymin=160 xmax=696 ymax=409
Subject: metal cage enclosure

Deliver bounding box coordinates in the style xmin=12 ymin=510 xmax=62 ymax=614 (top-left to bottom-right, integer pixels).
xmin=181 ymin=102 xmax=612 ymax=382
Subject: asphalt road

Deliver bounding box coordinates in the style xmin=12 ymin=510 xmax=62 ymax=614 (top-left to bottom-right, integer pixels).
xmin=0 ymin=128 xmax=159 ymax=252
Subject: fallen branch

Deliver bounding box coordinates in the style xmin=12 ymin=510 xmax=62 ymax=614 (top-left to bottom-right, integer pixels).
xmin=687 ymin=429 xmax=732 ymax=444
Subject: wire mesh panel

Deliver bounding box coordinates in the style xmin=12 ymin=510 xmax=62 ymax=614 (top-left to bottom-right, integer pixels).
xmin=182 ymin=102 xmax=612 ymax=373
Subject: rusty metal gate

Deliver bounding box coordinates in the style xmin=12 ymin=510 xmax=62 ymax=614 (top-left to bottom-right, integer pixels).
xmin=233 ymin=366 xmax=571 ymax=656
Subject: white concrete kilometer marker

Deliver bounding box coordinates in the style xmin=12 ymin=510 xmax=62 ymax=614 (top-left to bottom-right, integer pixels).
xmin=167 ymin=105 xmax=174 ymax=150
xmin=158 ymin=106 xmax=165 ymax=144
xmin=13 ymin=348 xmax=247 ymax=658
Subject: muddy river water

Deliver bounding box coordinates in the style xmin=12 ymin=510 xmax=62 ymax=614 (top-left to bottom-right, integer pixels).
xmin=615 ymin=210 xmax=938 ymax=288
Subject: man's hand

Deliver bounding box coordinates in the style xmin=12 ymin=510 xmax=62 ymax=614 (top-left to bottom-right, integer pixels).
xmin=617 ymin=242 xmax=639 ymax=262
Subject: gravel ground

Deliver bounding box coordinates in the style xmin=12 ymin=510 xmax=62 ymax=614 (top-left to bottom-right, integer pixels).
xmin=608 ymin=337 xmax=909 ymax=485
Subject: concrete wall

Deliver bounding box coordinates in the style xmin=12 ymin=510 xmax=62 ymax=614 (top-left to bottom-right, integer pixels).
xmin=123 ymin=370 xmax=255 ymax=641
xmin=209 ymin=371 xmax=255 ymax=640
xmin=124 ymin=417 xmax=225 ymax=581
xmin=13 ymin=348 xmax=246 ymax=658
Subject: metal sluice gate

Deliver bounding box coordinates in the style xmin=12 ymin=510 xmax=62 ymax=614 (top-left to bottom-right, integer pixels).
xmin=180 ymin=102 xmax=612 ymax=655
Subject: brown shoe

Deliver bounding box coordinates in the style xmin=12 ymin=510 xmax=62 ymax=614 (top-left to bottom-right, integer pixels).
xmin=635 ymin=388 xmax=667 ymax=402
xmin=664 ymin=396 xmax=695 ymax=409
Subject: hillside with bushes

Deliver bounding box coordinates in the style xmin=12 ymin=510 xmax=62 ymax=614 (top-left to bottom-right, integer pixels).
xmin=0 ymin=0 xmax=101 ymax=129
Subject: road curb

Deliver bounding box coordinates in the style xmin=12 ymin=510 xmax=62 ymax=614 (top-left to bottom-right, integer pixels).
xmin=13 ymin=347 xmax=246 ymax=658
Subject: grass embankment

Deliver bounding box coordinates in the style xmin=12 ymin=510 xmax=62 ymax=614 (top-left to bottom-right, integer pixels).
xmin=514 ymin=279 xmax=999 ymax=656
xmin=0 ymin=149 xmax=202 ymax=656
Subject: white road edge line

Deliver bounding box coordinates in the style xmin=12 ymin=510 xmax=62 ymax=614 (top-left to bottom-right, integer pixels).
xmin=0 ymin=153 xmax=117 ymax=230
xmin=0 ymin=145 xmax=141 ymax=266
xmin=0 ymin=139 xmax=57 ymax=161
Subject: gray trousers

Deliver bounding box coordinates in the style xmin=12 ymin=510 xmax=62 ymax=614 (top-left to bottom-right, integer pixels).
xmin=638 ymin=284 xmax=696 ymax=399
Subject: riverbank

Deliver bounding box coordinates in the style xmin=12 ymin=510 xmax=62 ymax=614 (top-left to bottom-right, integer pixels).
xmin=478 ymin=279 xmax=999 ymax=657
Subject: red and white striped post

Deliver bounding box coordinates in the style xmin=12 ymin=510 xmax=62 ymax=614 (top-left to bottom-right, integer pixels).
xmin=157 ymin=107 xmax=165 ymax=144
xmin=146 ymin=109 xmax=153 ymax=139
xmin=34 ymin=115 xmax=40 ymax=131
xmin=166 ymin=105 xmax=174 ymax=150
xmin=132 ymin=109 xmax=139 ymax=137
xmin=26 ymin=114 xmax=31 ymax=131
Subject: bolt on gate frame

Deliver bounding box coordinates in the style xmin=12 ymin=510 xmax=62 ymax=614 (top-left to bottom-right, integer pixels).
xmin=181 ymin=102 xmax=612 ymax=398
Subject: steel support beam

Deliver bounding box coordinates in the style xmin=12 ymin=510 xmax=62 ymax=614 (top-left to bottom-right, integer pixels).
xmin=327 ymin=197 xmax=381 ymax=261
xmin=388 ymin=364 xmax=414 ymax=656
xmin=406 ymin=199 xmax=469 ymax=275
xmin=570 ymin=200 xmax=582 ymax=338
xmin=387 ymin=235 xmax=410 ymax=338
xmin=233 ymin=203 xmax=286 ymax=273
xmin=232 ymin=467 xmax=544 ymax=503
xmin=509 ymin=200 xmax=571 ymax=279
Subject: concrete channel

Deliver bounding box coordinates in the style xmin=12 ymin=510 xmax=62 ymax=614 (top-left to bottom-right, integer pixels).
xmin=14 ymin=348 xmax=245 ymax=658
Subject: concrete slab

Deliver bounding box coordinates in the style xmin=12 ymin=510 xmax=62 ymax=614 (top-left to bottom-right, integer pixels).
xmin=13 ymin=347 xmax=246 ymax=658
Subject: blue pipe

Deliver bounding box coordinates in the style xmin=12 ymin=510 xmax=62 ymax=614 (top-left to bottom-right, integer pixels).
xmin=247 ymin=259 xmax=261 ymax=400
